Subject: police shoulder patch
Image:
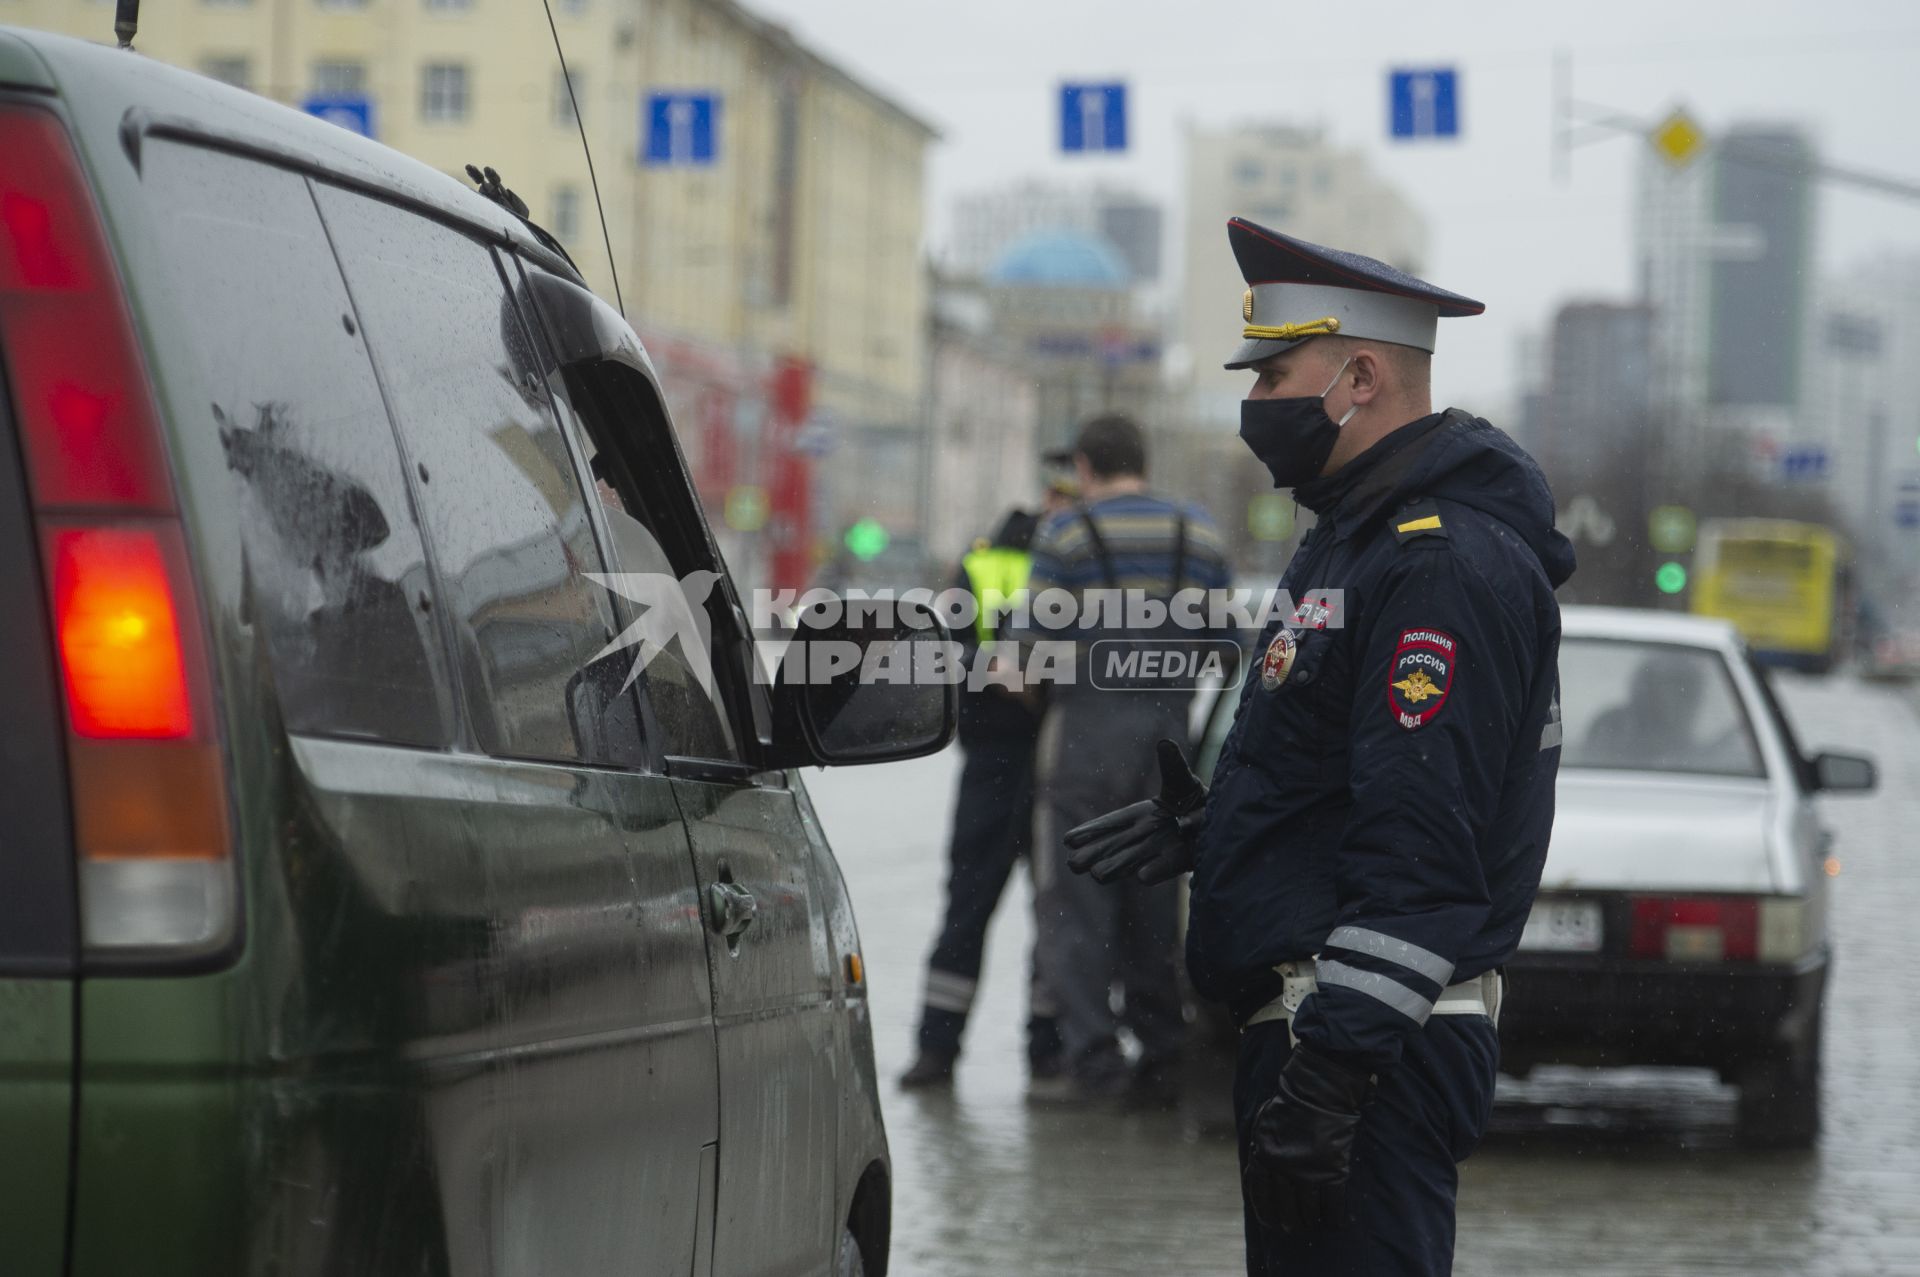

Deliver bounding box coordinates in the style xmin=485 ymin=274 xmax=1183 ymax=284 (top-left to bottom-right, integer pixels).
xmin=1388 ymin=628 xmax=1457 ymax=729
xmin=1392 ymin=499 xmax=1447 ymax=545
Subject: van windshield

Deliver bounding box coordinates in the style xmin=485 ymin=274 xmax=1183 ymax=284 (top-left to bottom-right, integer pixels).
xmin=1559 ymin=638 xmax=1765 ymax=779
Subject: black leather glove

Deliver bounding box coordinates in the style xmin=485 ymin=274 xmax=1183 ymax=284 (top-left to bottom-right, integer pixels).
xmin=1063 ymin=739 xmax=1206 ymax=885
xmin=1244 ymin=1044 xmax=1375 ymax=1235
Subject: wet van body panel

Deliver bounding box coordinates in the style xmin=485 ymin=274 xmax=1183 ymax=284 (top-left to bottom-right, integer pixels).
xmin=791 ymin=773 xmax=891 ymax=1271
xmin=70 ymin=744 xmax=719 ymax=1276
xmin=674 ymin=777 xmax=836 ymax=1277
xmin=0 ymin=981 xmax=73 ymax=1277
xmin=0 ymin=27 xmax=55 ymax=90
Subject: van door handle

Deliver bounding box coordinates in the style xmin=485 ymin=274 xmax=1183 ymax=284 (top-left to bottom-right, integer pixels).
xmin=706 ymin=880 xmax=757 ymax=946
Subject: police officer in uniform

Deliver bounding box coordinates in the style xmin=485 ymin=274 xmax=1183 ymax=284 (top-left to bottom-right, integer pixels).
xmin=1066 ymin=219 xmax=1575 ymax=1273
xmin=900 ymin=489 xmax=1072 ymax=1089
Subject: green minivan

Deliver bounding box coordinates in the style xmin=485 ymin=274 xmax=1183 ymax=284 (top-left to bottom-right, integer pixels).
xmin=0 ymin=26 xmax=950 ymax=1276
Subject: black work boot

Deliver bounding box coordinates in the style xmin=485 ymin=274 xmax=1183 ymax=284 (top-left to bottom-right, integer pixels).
xmin=897 ymin=1052 xmax=957 ymax=1090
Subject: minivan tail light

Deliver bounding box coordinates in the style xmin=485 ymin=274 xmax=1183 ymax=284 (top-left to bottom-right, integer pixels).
xmin=1629 ymin=896 xmax=1759 ymax=962
xmin=0 ymin=105 xmax=233 ymax=954
xmin=49 ymin=525 xmax=194 ymax=738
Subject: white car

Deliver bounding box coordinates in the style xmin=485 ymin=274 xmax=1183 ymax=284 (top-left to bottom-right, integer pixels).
xmin=1501 ymin=606 xmax=1875 ymax=1147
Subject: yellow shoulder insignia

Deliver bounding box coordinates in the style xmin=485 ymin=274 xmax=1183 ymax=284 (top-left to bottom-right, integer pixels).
xmin=1392 ymin=499 xmax=1447 ymax=544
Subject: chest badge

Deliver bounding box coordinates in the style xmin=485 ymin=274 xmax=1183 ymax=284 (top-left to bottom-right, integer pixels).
xmin=1260 ymin=629 xmax=1298 ymax=691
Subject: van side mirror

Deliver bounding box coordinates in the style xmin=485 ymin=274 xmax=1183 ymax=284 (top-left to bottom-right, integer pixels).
xmin=767 ymin=595 xmax=959 ymax=768
xmin=1812 ymin=752 xmax=1876 ymax=793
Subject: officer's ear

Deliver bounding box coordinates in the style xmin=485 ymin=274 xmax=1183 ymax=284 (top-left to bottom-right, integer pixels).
xmin=1347 ymin=348 xmax=1384 ymax=406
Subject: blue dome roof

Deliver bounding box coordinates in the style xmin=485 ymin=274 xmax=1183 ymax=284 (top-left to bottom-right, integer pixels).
xmin=989 ymin=230 xmax=1130 ymax=288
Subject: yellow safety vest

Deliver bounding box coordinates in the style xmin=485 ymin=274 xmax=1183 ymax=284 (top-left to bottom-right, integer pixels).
xmin=961 ymin=544 xmax=1032 ymax=645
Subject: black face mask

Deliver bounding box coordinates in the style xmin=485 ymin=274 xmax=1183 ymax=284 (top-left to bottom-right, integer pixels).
xmin=1238 ymin=358 xmax=1354 ymax=489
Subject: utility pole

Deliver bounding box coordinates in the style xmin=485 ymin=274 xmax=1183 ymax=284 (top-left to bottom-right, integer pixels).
xmin=1551 ymin=49 xmax=1570 ymax=186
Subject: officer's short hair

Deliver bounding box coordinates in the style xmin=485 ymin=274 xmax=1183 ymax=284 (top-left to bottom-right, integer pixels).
xmin=1316 ymin=335 xmax=1432 ymax=388
xmin=1071 ymin=413 xmax=1148 ymax=479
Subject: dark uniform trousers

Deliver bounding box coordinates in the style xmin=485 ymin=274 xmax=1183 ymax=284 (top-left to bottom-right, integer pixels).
xmin=1235 ymin=1017 xmax=1500 ymax=1276
xmin=1035 ymin=692 xmax=1190 ymax=1083
xmin=917 ymin=735 xmax=1061 ymax=1065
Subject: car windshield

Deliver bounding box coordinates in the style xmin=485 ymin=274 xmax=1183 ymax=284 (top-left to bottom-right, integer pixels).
xmin=1559 ymin=637 xmax=1765 ymax=778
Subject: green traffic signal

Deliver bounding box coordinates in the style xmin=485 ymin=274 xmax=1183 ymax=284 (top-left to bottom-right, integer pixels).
xmin=1655 ymin=561 xmax=1688 ymax=595
xmin=844 ymin=517 xmax=890 ymax=561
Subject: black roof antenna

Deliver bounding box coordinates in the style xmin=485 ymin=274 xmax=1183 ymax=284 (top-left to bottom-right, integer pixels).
xmin=114 ymin=0 xmax=139 ymax=49
xmin=537 ymin=0 xmax=625 ymax=318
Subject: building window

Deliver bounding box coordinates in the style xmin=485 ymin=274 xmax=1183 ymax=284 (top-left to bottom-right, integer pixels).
xmin=316 ymin=0 xmax=369 ymax=10
xmin=550 ymin=184 xmax=580 ymax=241
xmin=423 ymin=0 xmax=472 ymax=10
xmin=311 ymin=59 xmax=366 ymax=97
xmin=551 ymin=69 xmax=583 ymax=127
xmin=203 ymin=0 xmax=252 ymax=7
xmin=199 ymin=56 xmax=252 ymax=90
xmin=558 ymin=0 xmax=588 ymax=13
xmin=421 ymin=63 xmax=469 ymax=122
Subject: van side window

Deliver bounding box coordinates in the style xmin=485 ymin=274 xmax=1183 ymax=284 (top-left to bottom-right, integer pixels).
xmin=534 ymin=343 xmax=746 ymax=764
xmin=312 ymin=185 xmax=642 ymax=766
xmin=577 ymin=431 xmax=737 ymax=762
xmin=142 ymin=141 xmax=453 ymax=746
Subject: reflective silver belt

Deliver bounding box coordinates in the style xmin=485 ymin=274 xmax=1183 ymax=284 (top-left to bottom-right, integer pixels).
xmin=1244 ymin=961 xmax=1504 ymax=1034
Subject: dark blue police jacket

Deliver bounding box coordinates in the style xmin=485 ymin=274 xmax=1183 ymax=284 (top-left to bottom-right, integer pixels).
xmin=1188 ymin=409 xmax=1577 ymax=1072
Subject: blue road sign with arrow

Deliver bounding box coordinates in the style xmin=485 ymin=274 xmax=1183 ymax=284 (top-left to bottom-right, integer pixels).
xmin=1060 ymin=82 xmax=1127 ymax=153
xmin=1389 ymin=68 xmax=1459 ymax=139
xmin=644 ymin=93 xmax=718 ymax=166
xmin=304 ymin=95 xmax=374 ymax=139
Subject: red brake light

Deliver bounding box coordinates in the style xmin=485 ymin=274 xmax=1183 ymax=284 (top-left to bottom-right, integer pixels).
xmin=48 ymin=525 xmax=194 ymax=738
xmin=0 ymin=106 xmax=171 ymax=510
xmin=0 ymin=187 xmax=81 ymax=288
xmin=1630 ymin=896 xmax=1759 ymax=961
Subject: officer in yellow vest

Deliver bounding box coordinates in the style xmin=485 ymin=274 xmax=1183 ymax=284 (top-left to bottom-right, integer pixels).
xmin=900 ymin=484 xmax=1074 ymax=1089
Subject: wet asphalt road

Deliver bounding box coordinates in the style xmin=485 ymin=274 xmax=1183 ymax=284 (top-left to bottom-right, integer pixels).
xmin=806 ymin=673 xmax=1920 ymax=1276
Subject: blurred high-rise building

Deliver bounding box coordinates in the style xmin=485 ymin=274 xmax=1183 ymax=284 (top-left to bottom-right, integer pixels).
xmin=1806 ymin=256 xmax=1920 ymax=593
xmin=1540 ymin=302 xmax=1657 ymax=486
xmin=1636 ymin=123 xmax=1818 ymax=471
xmin=1536 ymin=302 xmax=1658 ymax=604
xmin=13 ymin=0 xmax=936 ymax=589
xmin=948 ymin=179 xmax=1163 ymax=285
xmin=1179 ymin=123 xmax=1428 ymax=424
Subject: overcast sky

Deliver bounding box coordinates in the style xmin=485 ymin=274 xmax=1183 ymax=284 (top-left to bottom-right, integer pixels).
xmin=740 ymin=0 xmax=1920 ymax=413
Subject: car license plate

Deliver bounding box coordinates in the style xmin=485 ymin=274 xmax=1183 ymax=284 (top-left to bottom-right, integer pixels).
xmin=1519 ymin=899 xmax=1602 ymax=952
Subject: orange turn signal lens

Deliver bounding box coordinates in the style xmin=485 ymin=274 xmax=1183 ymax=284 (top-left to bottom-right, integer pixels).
xmin=846 ymin=953 xmax=864 ymax=986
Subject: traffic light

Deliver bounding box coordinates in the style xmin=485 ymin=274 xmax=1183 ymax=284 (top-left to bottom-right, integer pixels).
xmin=843 ymin=518 xmax=889 ymax=562
xmin=1655 ymin=561 xmax=1688 ymax=595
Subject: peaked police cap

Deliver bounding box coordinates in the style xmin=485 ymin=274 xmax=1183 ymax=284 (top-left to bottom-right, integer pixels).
xmin=1224 ymin=217 xmax=1485 ymax=370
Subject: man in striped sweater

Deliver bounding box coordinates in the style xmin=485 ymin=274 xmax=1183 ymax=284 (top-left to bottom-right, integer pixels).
xmin=1026 ymin=413 xmax=1232 ymax=1106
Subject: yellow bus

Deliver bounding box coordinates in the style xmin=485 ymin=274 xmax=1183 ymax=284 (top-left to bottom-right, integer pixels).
xmin=1691 ymin=519 xmax=1847 ymax=672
